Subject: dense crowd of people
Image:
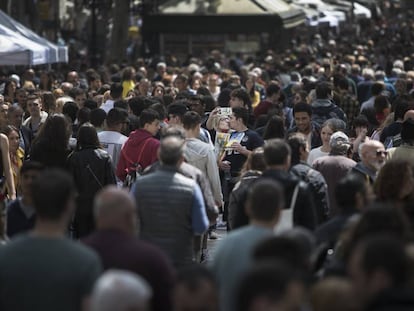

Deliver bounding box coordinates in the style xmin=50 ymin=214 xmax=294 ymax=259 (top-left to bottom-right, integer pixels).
xmin=1 ymin=5 xmax=414 ymax=311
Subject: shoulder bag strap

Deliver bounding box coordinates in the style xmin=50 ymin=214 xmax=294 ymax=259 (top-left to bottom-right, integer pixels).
xmin=122 ymin=138 xmax=152 ymax=166
xmin=289 ymin=183 xmax=300 ymax=211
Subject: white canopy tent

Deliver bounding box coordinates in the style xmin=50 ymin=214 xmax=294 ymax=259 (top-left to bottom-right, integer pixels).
xmin=0 ymin=24 xmax=50 ymax=66
xmin=0 ymin=9 xmax=68 ymax=65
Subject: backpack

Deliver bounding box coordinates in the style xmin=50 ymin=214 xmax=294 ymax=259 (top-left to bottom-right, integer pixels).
xmin=122 ymin=138 xmax=151 ymax=189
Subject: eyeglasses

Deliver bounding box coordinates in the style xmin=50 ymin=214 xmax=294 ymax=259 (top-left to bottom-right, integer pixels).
xmin=376 ymin=150 xmax=388 ymax=156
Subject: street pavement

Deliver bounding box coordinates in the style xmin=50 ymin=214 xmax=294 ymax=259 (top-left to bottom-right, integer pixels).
xmin=204 ymin=220 xmax=227 ymax=263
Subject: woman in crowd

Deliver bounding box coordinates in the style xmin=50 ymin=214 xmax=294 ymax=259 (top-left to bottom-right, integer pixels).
xmin=0 ymin=130 xmax=16 ymax=202
xmin=41 ymin=91 xmax=57 ymax=114
xmin=263 ymin=115 xmax=286 ymax=141
xmin=30 ymin=113 xmax=71 ymax=169
xmin=121 ymin=66 xmax=136 ymax=98
xmin=2 ymin=79 xmax=17 ymax=104
xmin=245 ymin=76 xmax=260 ymax=109
xmin=152 ymin=83 xmax=165 ymax=98
xmin=38 ymin=71 xmax=56 ymax=91
xmin=67 ymin=123 xmax=116 ymax=238
xmin=2 ymin=126 xmax=24 ymax=193
xmin=307 ymin=118 xmax=344 ymax=165
xmin=228 ymin=147 xmax=266 ymax=230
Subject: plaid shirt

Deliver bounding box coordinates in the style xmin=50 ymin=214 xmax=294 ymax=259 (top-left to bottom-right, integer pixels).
xmin=336 ymin=90 xmax=359 ymax=129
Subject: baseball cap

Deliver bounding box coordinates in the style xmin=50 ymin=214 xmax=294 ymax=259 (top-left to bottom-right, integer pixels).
xmin=329 ymin=131 xmax=350 ymax=150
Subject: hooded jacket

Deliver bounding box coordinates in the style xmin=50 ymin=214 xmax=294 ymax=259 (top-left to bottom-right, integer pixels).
xmin=116 ymin=129 xmax=160 ymax=181
xmin=311 ymin=99 xmax=347 ymax=128
xmin=184 ymin=138 xmax=223 ymax=204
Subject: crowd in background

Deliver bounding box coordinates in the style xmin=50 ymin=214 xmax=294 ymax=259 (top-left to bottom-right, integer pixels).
xmin=1 ymin=6 xmax=414 ymax=311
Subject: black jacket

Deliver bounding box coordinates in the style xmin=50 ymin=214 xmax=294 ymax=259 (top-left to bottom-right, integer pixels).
xmin=262 ymin=169 xmax=317 ymax=231
xmin=228 ymin=171 xmax=262 ymax=230
xmin=366 ymin=288 xmax=414 ymax=311
xmin=67 ymin=147 xmax=116 ymax=200
xmin=20 ymin=126 xmax=33 ymax=159
xmin=67 ymin=147 xmax=116 ymax=238
xmin=290 ymin=162 xmax=329 ymax=224
xmin=228 ymin=169 xmax=317 ymax=231
xmin=30 ymin=140 xmax=70 ymax=170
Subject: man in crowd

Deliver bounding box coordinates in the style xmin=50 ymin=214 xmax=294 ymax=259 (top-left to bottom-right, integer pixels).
xmin=352 ymin=140 xmax=386 ymax=184
xmin=262 ymin=139 xmax=317 ymax=230
xmin=8 ymin=104 xmax=32 ymax=157
xmin=182 ymin=111 xmax=222 ymax=209
xmin=83 ymin=186 xmax=174 ymax=311
xmin=23 ymin=93 xmax=48 ymax=137
xmin=182 ymin=111 xmax=222 ymax=241
xmin=90 ymin=270 xmax=153 ymax=311
xmin=116 ymin=109 xmax=160 ymax=182
xmin=387 ymin=115 xmax=414 ymax=164
xmin=288 ymin=133 xmax=328 ymax=224
xmin=0 ymin=169 xmax=102 ymax=311
xmin=6 ymin=161 xmax=44 ymax=238
xmin=311 ymin=81 xmax=347 ymax=128
xmin=173 ymin=266 xmax=219 ymax=311
xmin=211 ymin=179 xmax=284 ymax=311
xmin=288 ymin=102 xmax=321 ymax=149
xmin=98 ymin=108 xmax=129 ymax=170
xmin=360 ymin=82 xmax=385 ymax=133
xmin=315 ymin=173 xmax=369 ymax=246
xmin=254 ymin=83 xmax=281 ymax=119
xmin=313 ymin=132 xmax=356 ymax=216
xmin=131 ymin=135 xmax=209 ymax=268
xmin=348 ymin=235 xmax=413 ymax=309
xmin=219 ymin=107 xmax=264 ymax=227
xmin=100 ymin=83 xmax=123 ymax=113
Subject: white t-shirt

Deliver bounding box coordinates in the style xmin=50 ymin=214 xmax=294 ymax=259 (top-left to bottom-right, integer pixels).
xmin=307 ymin=146 xmax=329 ymax=166
xmin=98 ymin=130 xmax=128 ymax=168
xmin=100 ymin=100 xmax=114 ymax=113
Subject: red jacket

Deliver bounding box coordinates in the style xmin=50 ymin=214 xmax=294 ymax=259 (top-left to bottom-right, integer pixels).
xmin=116 ymin=129 xmax=160 ymax=181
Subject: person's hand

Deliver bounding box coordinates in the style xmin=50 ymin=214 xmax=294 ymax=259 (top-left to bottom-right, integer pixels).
xmin=207 ymin=107 xmax=221 ymax=130
xmin=359 ymin=127 xmax=367 ymax=138
xmin=210 ymin=107 xmax=220 ymax=117
xmin=219 ymin=160 xmax=231 ymax=171
xmin=231 ymin=142 xmax=245 ymax=154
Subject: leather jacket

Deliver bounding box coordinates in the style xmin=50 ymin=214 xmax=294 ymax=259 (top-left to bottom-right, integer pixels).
xmin=67 ymin=147 xmax=116 ymax=200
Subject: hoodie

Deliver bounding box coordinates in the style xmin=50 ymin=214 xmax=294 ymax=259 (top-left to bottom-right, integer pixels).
xmin=184 ymin=138 xmax=223 ymax=204
xmin=311 ymin=99 xmax=347 ymax=128
xmin=116 ymin=129 xmax=160 ymax=181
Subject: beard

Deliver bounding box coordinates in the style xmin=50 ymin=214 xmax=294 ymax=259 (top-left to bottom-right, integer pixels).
xmin=371 ymin=160 xmax=385 ymax=172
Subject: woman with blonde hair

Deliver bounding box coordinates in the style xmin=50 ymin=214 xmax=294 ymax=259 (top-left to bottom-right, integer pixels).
xmin=2 ymin=126 xmax=24 ymax=193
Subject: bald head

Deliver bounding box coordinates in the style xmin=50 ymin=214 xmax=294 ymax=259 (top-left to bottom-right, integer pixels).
xmin=158 ymin=135 xmax=185 ymax=166
xmin=94 ymin=186 xmax=137 ymax=234
xmin=404 ymin=110 xmax=414 ymax=121
xmin=360 ymin=140 xmax=386 ymax=171
xmin=60 ymin=82 xmax=74 ymax=95
xmin=90 ymin=270 xmax=152 ymax=311
xmin=67 ymin=71 xmax=79 ymax=83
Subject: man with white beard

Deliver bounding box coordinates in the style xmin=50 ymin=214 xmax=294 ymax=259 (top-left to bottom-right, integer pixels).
xmin=352 ymin=140 xmax=386 ymax=184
